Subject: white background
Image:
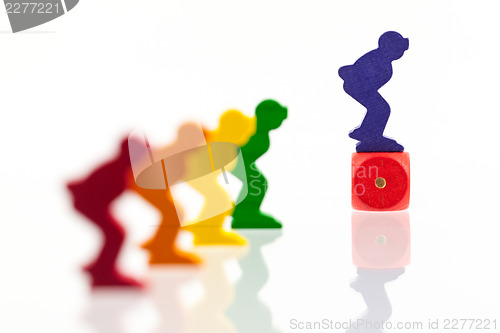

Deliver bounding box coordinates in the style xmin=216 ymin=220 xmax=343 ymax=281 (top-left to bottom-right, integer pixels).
xmin=1 ymin=1 xmax=499 ymax=332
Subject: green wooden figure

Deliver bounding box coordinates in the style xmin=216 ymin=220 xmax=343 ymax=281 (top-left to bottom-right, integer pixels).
xmin=231 ymin=100 xmax=287 ymax=229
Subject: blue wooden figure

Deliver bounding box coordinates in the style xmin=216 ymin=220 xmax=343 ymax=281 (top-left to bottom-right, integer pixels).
xmin=339 ymin=31 xmax=409 ymax=152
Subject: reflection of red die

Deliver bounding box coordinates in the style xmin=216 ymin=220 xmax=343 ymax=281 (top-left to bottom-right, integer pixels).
xmin=352 ymin=152 xmax=410 ymax=211
xmin=352 ymin=211 xmax=411 ymax=269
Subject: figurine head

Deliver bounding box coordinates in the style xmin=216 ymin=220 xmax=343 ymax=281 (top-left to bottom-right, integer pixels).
xmin=378 ymin=31 xmax=409 ymax=61
xmin=255 ymin=100 xmax=287 ymax=131
xmin=177 ymin=122 xmax=207 ymax=147
xmin=211 ymin=110 xmax=256 ymax=146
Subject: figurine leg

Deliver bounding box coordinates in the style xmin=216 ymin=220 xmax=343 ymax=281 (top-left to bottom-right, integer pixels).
xmin=232 ymin=168 xmax=282 ymax=229
xmin=355 ymin=137 xmax=404 ymax=153
xmin=134 ymin=185 xmax=200 ymax=264
xmin=184 ymin=212 xmax=247 ymax=246
xmin=83 ymin=210 xmax=142 ymax=288
xmin=349 ymin=92 xmax=390 ymax=141
xmin=182 ymin=177 xmax=246 ymax=246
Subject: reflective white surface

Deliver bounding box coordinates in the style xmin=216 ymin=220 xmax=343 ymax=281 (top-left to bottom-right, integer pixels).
xmin=1 ymin=0 xmax=500 ymax=332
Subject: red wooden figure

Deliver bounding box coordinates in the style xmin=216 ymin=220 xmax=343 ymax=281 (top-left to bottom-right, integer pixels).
xmin=67 ymin=138 xmax=142 ymax=288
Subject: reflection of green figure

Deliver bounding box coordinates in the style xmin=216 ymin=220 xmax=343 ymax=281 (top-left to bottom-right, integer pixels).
xmin=226 ymin=230 xmax=283 ymax=333
xmin=232 ymin=100 xmax=287 ymax=229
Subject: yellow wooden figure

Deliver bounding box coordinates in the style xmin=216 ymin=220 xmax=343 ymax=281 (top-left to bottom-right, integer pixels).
xmin=182 ymin=110 xmax=256 ymax=245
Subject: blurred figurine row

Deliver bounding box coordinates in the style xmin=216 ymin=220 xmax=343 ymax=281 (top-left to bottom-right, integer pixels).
xmin=67 ymin=100 xmax=287 ymax=287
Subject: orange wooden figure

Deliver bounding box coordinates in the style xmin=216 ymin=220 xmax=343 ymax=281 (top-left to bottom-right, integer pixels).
xmin=130 ymin=123 xmax=206 ymax=264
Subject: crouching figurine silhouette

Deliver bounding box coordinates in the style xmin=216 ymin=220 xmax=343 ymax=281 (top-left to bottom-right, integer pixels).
xmin=339 ymin=31 xmax=409 ymax=152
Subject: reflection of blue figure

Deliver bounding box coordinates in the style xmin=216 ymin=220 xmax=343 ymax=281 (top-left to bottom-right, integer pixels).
xmin=347 ymin=268 xmax=405 ymax=333
xmin=339 ymin=31 xmax=409 ymax=152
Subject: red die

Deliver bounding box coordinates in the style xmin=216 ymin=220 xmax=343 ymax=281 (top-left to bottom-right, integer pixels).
xmin=352 ymin=211 xmax=411 ymax=269
xmin=352 ymin=152 xmax=410 ymax=211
